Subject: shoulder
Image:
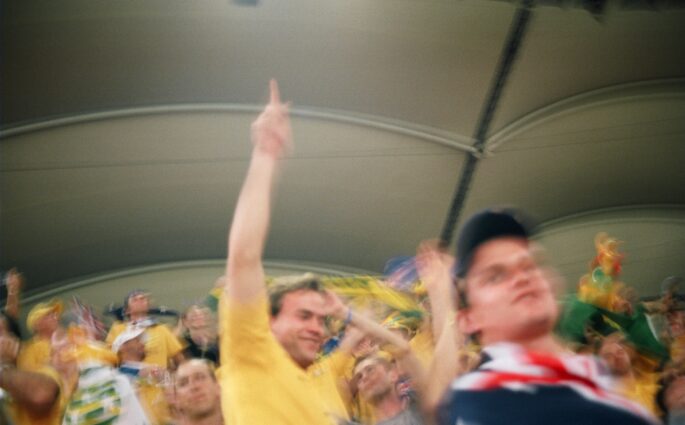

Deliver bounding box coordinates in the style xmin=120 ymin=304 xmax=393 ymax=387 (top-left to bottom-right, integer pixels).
xmin=106 ymin=321 xmax=127 ymax=338
xmin=437 ymin=384 xmax=657 ymax=425
xmin=24 ymin=335 xmax=49 ymax=346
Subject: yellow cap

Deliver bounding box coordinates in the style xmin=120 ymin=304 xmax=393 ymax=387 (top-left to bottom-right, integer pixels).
xmin=26 ymin=299 xmax=63 ymax=333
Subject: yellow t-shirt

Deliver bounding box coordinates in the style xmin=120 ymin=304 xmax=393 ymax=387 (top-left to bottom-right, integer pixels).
xmin=9 ymin=366 xmax=66 ymax=425
xmin=410 ymin=328 xmax=435 ymax=370
xmin=136 ymin=378 xmax=172 ymax=425
xmin=219 ymin=293 xmax=341 ymax=425
xmin=17 ymin=336 xmax=51 ymax=372
xmin=308 ymin=350 xmax=352 ymax=421
xmin=106 ymin=321 xmax=184 ymax=368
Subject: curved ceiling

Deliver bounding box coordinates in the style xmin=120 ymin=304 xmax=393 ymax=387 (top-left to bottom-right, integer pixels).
xmin=2 ymin=0 xmax=685 ymax=299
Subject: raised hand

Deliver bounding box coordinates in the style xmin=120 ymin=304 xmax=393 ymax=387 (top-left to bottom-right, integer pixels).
xmin=251 ymin=79 xmax=292 ymax=158
xmin=415 ymin=240 xmax=455 ymax=294
xmin=321 ymin=289 xmax=348 ymax=320
xmin=0 ymin=335 xmax=20 ymax=364
xmin=5 ymin=268 xmax=23 ymax=295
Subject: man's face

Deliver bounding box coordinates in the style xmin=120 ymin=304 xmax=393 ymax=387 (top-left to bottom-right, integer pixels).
xmin=270 ymin=289 xmax=326 ymax=368
xmin=353 ymin=357 xmax=396 ymax=403
xmin=459 ymin=237 xmax=559 ymax=345
xmin=666 ymin=376 xmax=685 ymax=411
xmin=598 ymin=335 xmax=633 ymax=376
xmin=126 ymin=294 xmax=150 ymax=317
xmin=185 ymin=306 xmax=210 ymax=331
xmin=175 ymin=361 xmax=221 ymax=420
xmin=36 ymin=310 xmax=60 ymax=335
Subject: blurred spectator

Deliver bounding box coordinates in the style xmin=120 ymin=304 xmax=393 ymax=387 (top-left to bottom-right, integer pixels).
xmin=598 ymin=332 xmax=661 ymax=416
xmin=17 ymin=299 xmax=63 ymax=371
xmin=112 ymin=323 xmax=172 ymax=425
xmin=174 ymin=359 xmax=223 ymax=424
xmin=179 ymin=305 xmax=219 ymax=365
xmin=106 ymin=290 xmax=185 ymax=369
xmin=657 ymin=372 xmax=685 ymax=425
xmin=436 ymin=209 xmax=657 ymax=425
xmin=352 ymin=353 xmax=423 ymax=425
xmin=0 ymin=311 xmax=62 ymax=425
xmin=2 ymin=269 xmax=23 ymax=337
xmin=54 ymin=327 xmax=150 ymax=425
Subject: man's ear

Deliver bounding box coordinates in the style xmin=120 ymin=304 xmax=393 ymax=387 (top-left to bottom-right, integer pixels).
xmin=457 ymin=309 xmax=478 ymax=336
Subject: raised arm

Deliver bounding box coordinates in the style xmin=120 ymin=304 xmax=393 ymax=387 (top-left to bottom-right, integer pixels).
xmin=0 ymin=367 xmax=60 ymax=414
xmin=0 ymin=334 xmax=60 ymax=415
xmin=226 ymin=80 xmax=292 ymax=303
xmin=323 ymin=290 xmax=411 ymax=357
xmin=4 ymin=268 xmax=23 ymax=320
xmin=415 ymin=241 xmax=466 ymax=415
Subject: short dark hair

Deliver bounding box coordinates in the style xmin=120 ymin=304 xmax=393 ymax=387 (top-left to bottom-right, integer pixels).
xmin=353 ymin=353 xmax=393 ymax=374
xmin=268 ymin=273 xmax=326 ymax=317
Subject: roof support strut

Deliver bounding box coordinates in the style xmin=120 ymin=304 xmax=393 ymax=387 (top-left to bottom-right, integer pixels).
xmin=439 ymin=0 xmax=535 ymax=247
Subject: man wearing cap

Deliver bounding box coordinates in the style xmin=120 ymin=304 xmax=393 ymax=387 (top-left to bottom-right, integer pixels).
xmin=106 ymin=291 xmax=183 ymax=424
xmin=5 ymin=299 xmax=64 ymax=425
xmin=18 ymin=299 xmax=63 ymax=371
xmin=436 ymin=208 xmax=657 ymax=425
xmin=0 ymin=308 xmax=62 ymax=425
xmin=113 ymin=327 xmax=170 ymax=425
xmin=106 ymin=290 xmax=185 ymax=369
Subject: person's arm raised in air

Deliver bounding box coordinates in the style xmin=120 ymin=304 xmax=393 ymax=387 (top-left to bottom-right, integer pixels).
xmin=415 ymin=241 xmax=467 ymax=415
xmin=4 ymin=268 xmax=23 ymax=320
xmin=226 ymin=80 xmax=292 ymax=303
xmin=323 ymin=291 xmax=426 ymax=384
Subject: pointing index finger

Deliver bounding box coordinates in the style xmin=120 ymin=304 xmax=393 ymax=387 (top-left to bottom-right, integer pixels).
xmin=270 ymin=79 xmax=281 ymax=105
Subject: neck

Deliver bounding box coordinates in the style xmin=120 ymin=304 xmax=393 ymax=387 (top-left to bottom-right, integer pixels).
xmin=487 ymin=333 xmax=566 ymax=354
xmin=371 ymin=390 xmax=406 ymax=422
xmin=37 ymin=327 xmax=59 ymax=340
xmin=519 ymin=334 xmax=566 ymax=353
xmin=180 ymin=409 xmax=223 ymax=425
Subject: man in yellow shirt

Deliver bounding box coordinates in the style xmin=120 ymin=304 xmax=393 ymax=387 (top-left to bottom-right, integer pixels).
xmin=106 ymin=290 xmax=185 ymax=369
xmin=17 ymin=299 xmax=63 ymax=371
xmin=114 ymin=327 xmax=169 ymax=424
xmin=598 ymin=332 xmax=661 ymax=417
xmin=0 ymin=307 xmax=63 ymax=425
xmin=220 ymin=81 xmax=417 ymax=425
xmin=220 ymin=80 xmax=348 ymax=425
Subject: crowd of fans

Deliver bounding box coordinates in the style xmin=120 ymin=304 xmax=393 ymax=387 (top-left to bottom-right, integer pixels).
xmin=0 ymin=81 xmax=682 ymax=425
